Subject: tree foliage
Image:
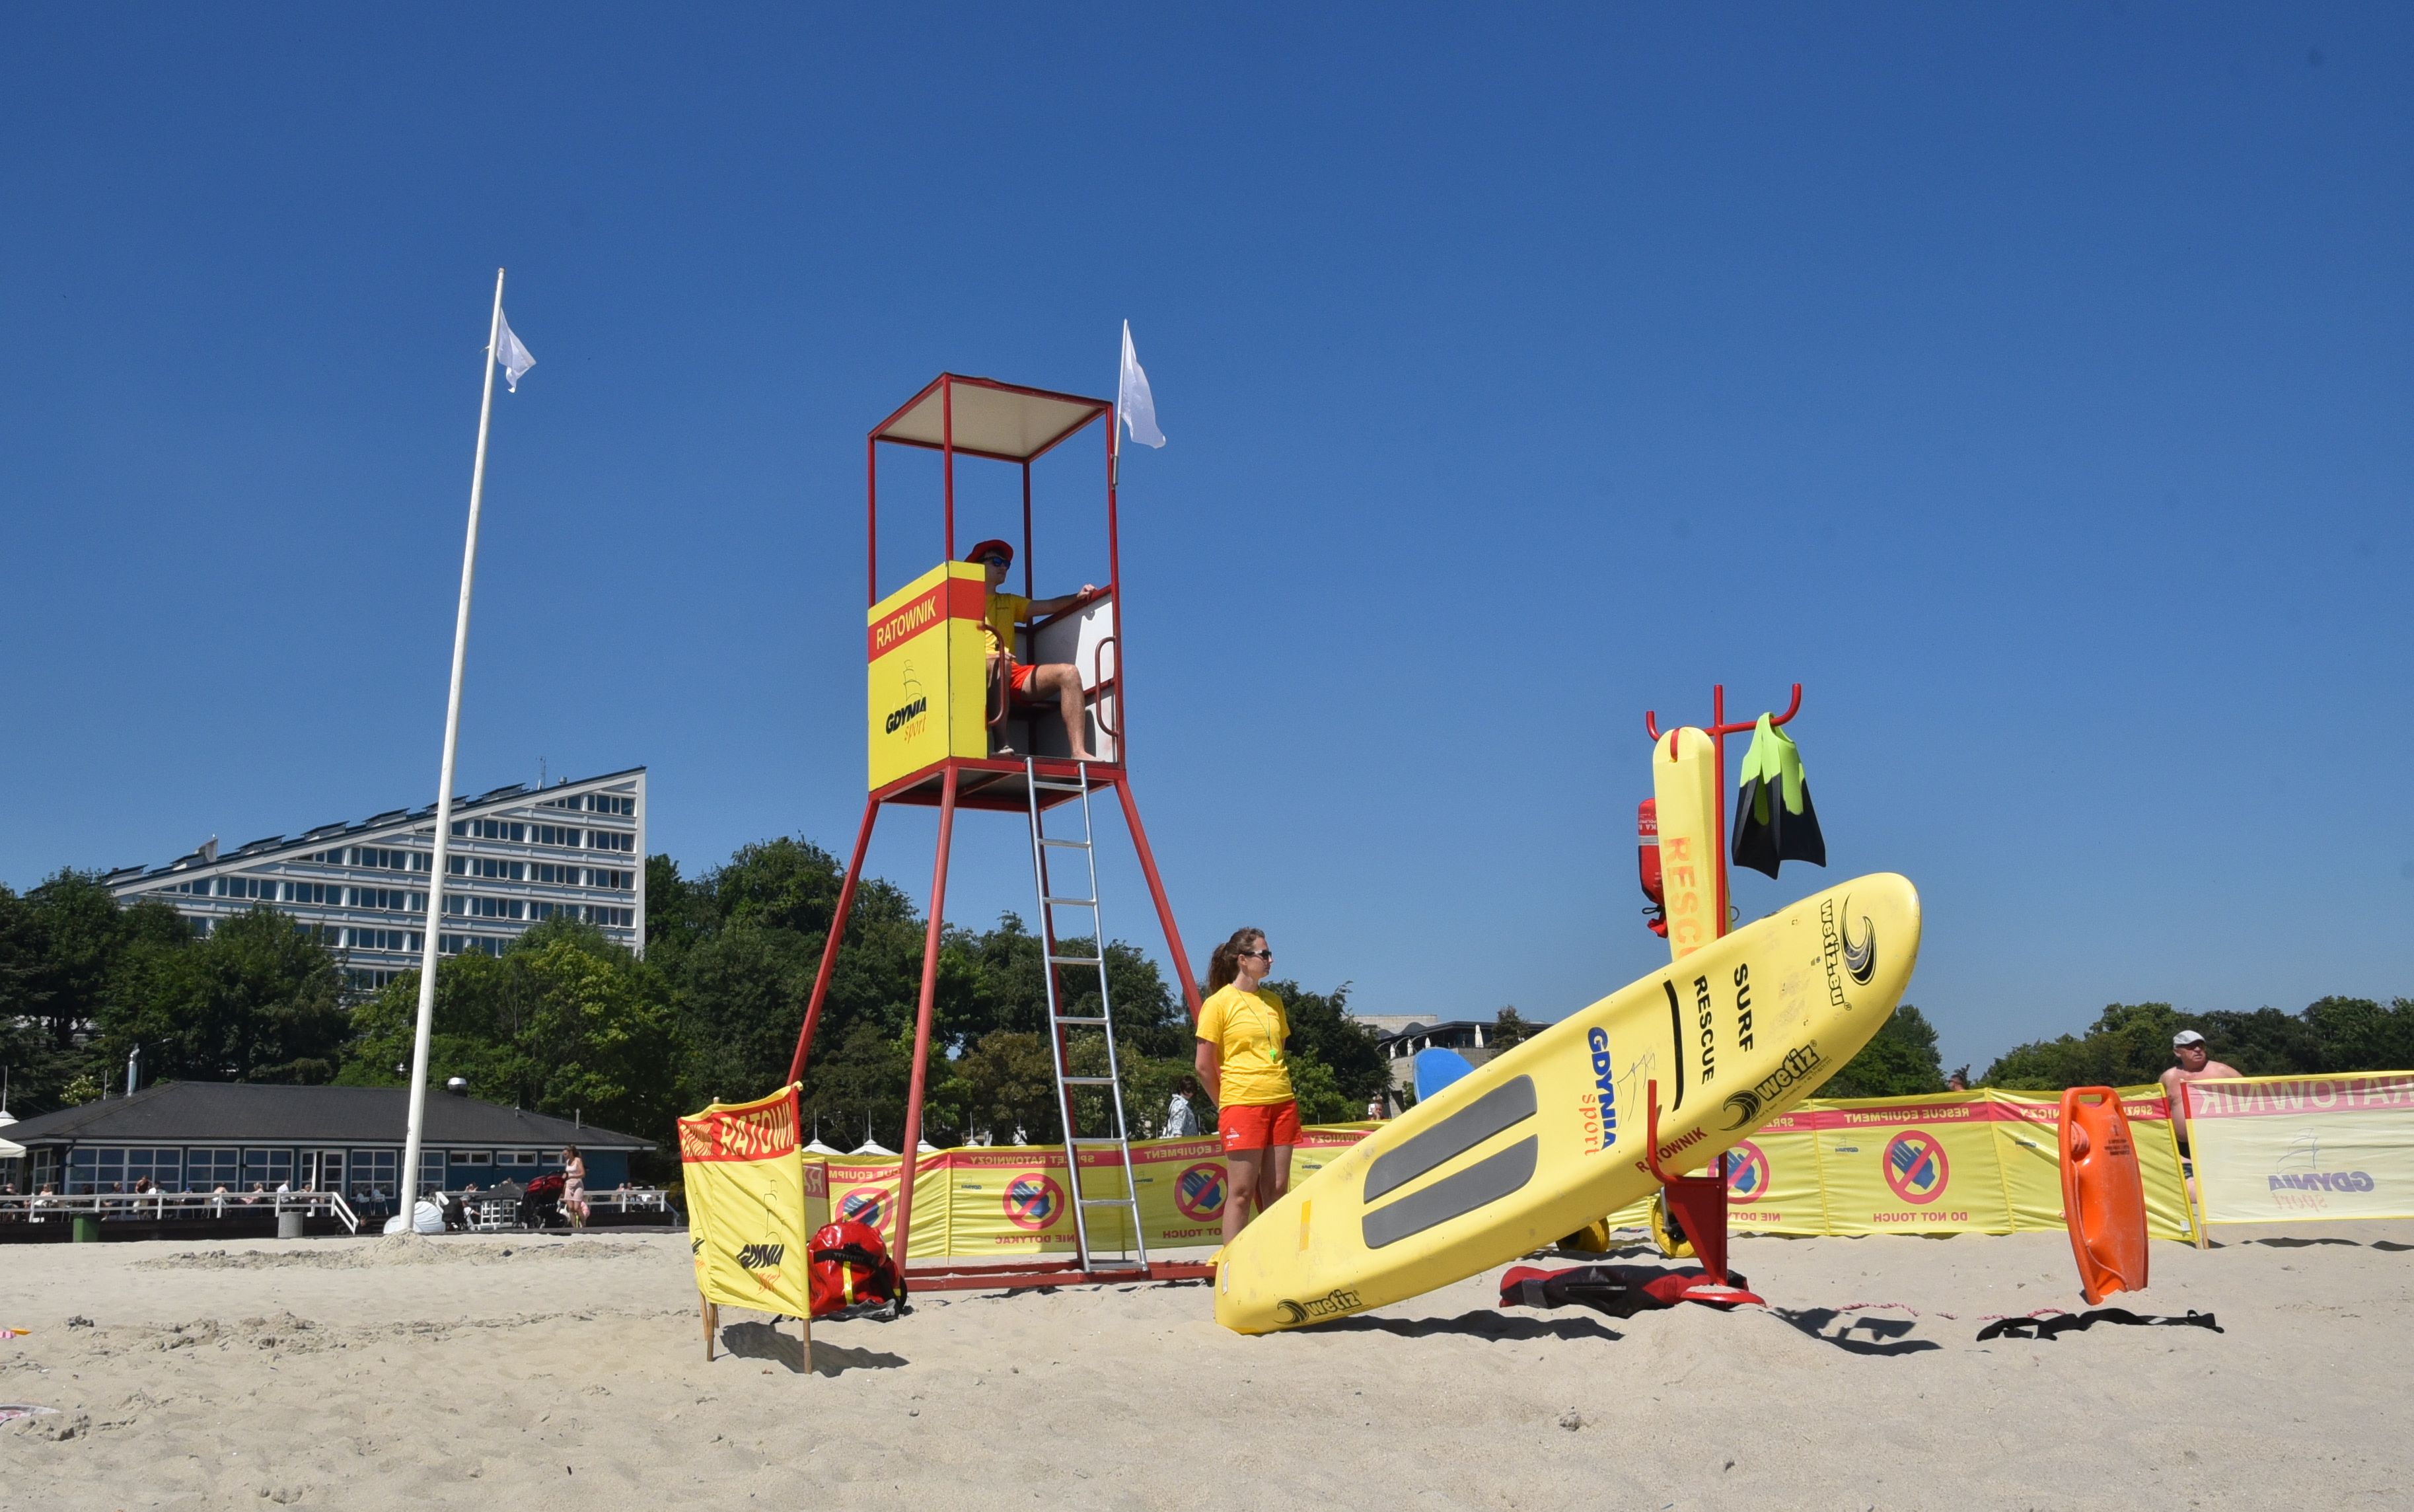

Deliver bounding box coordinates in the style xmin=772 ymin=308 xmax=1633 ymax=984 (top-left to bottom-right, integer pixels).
xmin=1816 ymin=1003 xmax=1946 ymax=1099
xmin=338 ymin=918 xmax=678 ymax=1140
xmin=1490 ymin=1007 xmax=1538 ymax=1054
xmin=94 ymin=906 xmax=349 ymax=1086
xmin=1981 ymin=998 xmax=2414 ymax=1090
xmin=0 ymin=873 xmax=312 ymax=1114
xmin=1256 ymin=978 xmax=1389 ymax=1123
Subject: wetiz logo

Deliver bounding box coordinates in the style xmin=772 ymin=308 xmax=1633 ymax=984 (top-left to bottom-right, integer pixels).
xmin=1724 ymin=1040 xmax=1825 ymax=1130
xmin=1274 ymin=1287 xmax=1364 ymax=1326
xmin=1842 ymin=909 xmax=1877 ymax=985
xmin=1817 ymin=898 xmax=1876 ymax=1005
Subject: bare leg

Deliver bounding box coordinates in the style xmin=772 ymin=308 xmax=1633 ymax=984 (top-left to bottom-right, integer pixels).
xmin=1264 ymin=1144 xmax=1294 ymax=1213
xmin=1224 ymin=1148 xmax=1262 ymax=1245
xmin=1031 ymin=664 xmax=1094 ymax=761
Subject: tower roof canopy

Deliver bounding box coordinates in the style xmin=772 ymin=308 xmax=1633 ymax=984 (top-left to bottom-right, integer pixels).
xmin=871 ymin=375 xmax=1110 ymax=464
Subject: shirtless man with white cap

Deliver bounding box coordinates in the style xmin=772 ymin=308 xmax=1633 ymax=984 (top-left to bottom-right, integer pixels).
xmin=2159 ymin=1029 xmax=2241 ymax=1153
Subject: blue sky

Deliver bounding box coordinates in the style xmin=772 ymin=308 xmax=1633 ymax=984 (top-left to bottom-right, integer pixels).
xmin=3 ymin=7 xmax=2408 ymax=1074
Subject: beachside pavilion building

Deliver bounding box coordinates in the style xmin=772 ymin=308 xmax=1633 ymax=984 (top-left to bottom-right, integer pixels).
xmin=105 ymin=768 xmax=646 ymax=993
xmin=3 ymin=1082 xmax=653 ymax=1207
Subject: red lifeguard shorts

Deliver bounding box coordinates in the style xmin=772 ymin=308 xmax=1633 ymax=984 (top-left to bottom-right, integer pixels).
xmin=1007 ymin=663 xmax=1037 ymax=696
xmin=1220 ymin=1100 xmax=1301 ymax=1152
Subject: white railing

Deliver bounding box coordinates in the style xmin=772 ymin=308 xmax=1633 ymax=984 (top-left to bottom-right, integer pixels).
xmin=0 ymin=1190 xmax=363 ymax=1229
xmin=0 ymin=1186 xmax=667 ymax=1235
xmin=452 ymin=1186 xmax=673 ymax=1232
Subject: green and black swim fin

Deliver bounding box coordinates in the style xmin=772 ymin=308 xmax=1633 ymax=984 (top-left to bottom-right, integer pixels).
xmin=1731 ymin=713 xmax=1825 ymax=879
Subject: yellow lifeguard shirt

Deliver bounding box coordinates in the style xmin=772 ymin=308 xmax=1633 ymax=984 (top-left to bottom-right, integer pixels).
xmin=982 ymin=591 xmax=1030 ymax=659
xmin=1196 ymin=985 xmax=1294 ymax=1106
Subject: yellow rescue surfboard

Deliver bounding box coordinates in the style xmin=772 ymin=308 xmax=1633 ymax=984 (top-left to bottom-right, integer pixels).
xmin=1652 ymin=727 xmax=1720 ymax=960
xmin=1214 ymin=872 xmax=1921 ymax=1333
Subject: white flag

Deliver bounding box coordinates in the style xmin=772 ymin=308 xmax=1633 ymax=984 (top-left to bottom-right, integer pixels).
xmin=495 ymin=308 xmax=536 ymax=393
xmin=1118 ymin=320 xmax=1165 ymax=449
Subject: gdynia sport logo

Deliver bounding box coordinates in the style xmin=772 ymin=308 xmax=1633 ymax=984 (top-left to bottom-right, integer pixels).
xmin=1578 ymin=1025 xmax=1619 ymax=1153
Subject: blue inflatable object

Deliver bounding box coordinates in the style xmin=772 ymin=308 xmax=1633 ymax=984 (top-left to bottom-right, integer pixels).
xmin=1412 ymin=1047 xmax=1474 ymax=1102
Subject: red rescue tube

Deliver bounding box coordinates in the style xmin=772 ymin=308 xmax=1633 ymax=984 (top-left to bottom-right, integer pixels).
xmin=2059 ymin=1086 xmax=2148 ymax=1305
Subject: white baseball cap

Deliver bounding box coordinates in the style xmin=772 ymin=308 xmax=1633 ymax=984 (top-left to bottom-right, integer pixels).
xmin=2172 ymin=1029 xmax=2207 ymax=1048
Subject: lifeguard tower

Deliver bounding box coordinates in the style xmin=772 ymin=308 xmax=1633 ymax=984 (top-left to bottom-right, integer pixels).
xmin=785 ymin=373 xmax=1214 ymax=1292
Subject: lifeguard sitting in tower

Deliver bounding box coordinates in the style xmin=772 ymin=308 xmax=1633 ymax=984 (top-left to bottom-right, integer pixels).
xmin=966 ymin=538 xmax=1099 ymax=762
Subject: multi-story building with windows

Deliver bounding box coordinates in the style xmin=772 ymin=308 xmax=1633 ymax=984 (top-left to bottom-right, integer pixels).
xmin=106 ymin=768 xmax=646 ymax=991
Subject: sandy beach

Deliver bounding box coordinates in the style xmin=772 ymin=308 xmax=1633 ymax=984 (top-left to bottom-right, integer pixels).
xmin=4 ymin=1225 xmax=2408 ymax=1510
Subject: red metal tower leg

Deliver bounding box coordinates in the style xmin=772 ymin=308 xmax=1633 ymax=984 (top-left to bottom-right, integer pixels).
xmin=786 ymin=799 xmax=881 ymax=1085
xmin=889 ymin=767 xmax=959 ymax=1267
xmin=1113 ymin=772 xmax=1204 ymax=1022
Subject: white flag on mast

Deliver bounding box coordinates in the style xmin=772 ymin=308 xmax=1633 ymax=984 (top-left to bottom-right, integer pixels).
xmin=1118 ymin=320 xmax=1165 ymax=449
xmin=496 ymin=309 xmax=536 ymax=392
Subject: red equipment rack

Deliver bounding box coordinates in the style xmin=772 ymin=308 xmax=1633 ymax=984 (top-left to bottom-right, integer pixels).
xmin=1638 ymin=681 xmax=1802 ymax=1293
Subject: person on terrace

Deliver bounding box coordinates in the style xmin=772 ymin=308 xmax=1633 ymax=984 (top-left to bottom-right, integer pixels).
xmin=965 ymin=539 xmax=1098 ymax=762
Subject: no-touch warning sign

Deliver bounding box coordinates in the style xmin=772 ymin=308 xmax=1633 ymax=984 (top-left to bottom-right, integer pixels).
xmin=1882 ymin=1129 xmax=1951 ymax=1206
xmin=1002 ymin=1172 xmax=1065 ymax=1231
xmin=1175 ymin=1163 xmax=1226 ymax=1221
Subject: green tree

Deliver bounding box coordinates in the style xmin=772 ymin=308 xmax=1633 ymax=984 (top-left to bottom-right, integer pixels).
xmin=2305 ymin=996 xmax=2414 ymax=1071
xmin=951 ymin=1030 xmax=1059 ymax=1143
xmin=647 ymin=846 xmax=1196 ymax=1147
xmin=1490 ymin=1007 xmax=1538 ymax=1054
xmin=672 ymin=923 xmax=817 ymax=1106
xmin=96 ymin=906 xmax=349 ymax=1085
xmin=0 ymin=871 xmax=190 ymax=1111
xmin=340 ymin=918 xmax=677 ymax=1138
xmin=1985 ymin=1002 xmax=2197 ymax=1090
xmin=1261 ymin=978 xmax=1388 ymax=1122
xmin=1817 ymin=1003 xmax=1946 ymax=1099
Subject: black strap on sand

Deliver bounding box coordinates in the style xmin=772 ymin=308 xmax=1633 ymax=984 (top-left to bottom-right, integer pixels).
xmin=1976 ymin=1308 xmax=2222 ymax=1342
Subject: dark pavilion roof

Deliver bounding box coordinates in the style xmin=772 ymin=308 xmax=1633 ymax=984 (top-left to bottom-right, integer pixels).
xmin=2 ymin=1081 xmax=653 ymax=1151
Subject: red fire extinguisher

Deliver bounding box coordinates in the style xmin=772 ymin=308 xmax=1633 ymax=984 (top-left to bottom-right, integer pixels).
xmin=1638 ymin=799 xmax=1667 ymax=938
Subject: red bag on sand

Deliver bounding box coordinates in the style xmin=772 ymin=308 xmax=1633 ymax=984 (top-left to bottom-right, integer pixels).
xmin=1498 ymin=1264 xmax=1753 ymax=1318
xmin=809 ymin=1220 xmax=904 ymax=1319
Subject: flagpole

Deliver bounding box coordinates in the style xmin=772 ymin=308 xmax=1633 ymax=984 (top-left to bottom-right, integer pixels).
xmin=400 ymin=267 xmax=507 ymax=1225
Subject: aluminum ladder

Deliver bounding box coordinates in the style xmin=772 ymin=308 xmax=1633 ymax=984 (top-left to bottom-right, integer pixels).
xmin=1025 ymin=758 xmax=1150 ymax=1274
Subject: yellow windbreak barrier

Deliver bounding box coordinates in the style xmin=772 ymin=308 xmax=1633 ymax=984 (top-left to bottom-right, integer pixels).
xmin=822 ymin=1151 xmax=954 ymax=1260
xmin=812 ymin=1128 xmax=1372 ymax=1258
xmin=678 ymin=1087 xmax=817 ymax=1317
xmin=1650 ymin=1087 xmax=2194 ymax=1242
xmin=939 ymin=1129 xmax=1371 ymax=1256
xmin=2185 ymin=1072 xmax=2414 ymax=1225
xmin=803 ymin=1091 xmax=2205 ymax=1258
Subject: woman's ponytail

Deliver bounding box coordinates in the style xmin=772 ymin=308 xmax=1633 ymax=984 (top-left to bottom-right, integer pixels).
xmin=1202 ymin=926 xmax=1265 ymax=995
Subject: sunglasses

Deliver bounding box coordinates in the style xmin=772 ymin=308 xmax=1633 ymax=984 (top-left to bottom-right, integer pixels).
xmin=982 ymin=555 xmax=1007 ymax=568
xmin=1239 ymin=948 xmax=1272 ymax=960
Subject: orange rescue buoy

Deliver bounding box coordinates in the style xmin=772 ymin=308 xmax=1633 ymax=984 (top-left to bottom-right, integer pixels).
xmin=2059 ymin=1086 xmax=2148 ymax=1305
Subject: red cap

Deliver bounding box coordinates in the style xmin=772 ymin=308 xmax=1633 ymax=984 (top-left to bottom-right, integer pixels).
xmin=965 ymin=538 xmax=1014 ymax=565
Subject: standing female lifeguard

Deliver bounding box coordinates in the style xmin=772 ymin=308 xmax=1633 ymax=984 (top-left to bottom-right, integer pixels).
xmin=1194 ymin=927 xmax=1299 ymax=1245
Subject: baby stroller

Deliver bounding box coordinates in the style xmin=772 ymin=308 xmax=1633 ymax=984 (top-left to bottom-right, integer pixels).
xmin=520 ymin=1172 xmax=566 ymax=1230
